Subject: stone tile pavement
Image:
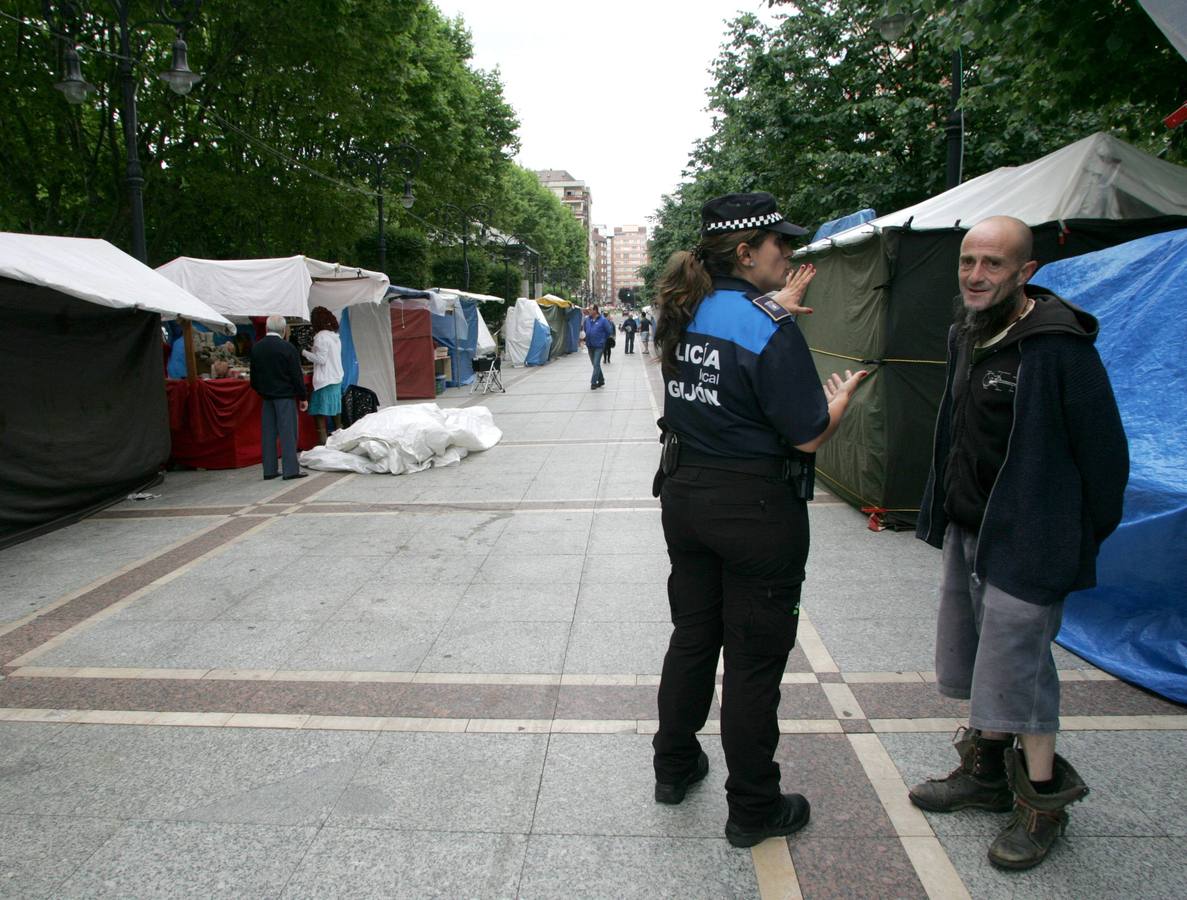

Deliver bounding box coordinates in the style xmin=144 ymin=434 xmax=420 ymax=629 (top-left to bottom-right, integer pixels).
xmin=1 ymin=347 xmax=1184 ymax=898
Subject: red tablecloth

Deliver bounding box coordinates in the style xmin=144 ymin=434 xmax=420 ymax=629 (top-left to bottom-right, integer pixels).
xmin=166 ymin=378 xmax=318 ymax=469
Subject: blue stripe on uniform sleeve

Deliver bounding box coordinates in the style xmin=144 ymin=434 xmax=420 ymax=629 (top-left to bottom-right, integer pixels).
xmin=688 ymin=291 xmax=779 ymax=356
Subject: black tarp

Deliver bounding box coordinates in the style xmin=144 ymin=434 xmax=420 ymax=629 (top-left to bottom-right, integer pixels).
xmin=0 ymin=279 xmax=169 ymax=548
xmin=800 ymin=215 xmax=1187 ymax=528
xmin=539 ymin=304 xmax=568 ymax=359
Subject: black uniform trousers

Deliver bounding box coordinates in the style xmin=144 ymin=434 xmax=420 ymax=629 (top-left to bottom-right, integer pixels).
xmin=653 ymin=465 xmax=808 ymax=826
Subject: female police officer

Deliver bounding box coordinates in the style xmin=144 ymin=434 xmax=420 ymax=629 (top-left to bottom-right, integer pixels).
xmin=651 ymin=192 xmax=865 ymax=848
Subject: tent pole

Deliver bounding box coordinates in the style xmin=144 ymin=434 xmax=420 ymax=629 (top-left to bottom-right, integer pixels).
xmin=182 ymin=318 xmax=197 ymax=384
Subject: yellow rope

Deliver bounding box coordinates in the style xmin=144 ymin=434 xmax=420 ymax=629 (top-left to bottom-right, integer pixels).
xmin=809 ymin=348 xmax=945 ymax=366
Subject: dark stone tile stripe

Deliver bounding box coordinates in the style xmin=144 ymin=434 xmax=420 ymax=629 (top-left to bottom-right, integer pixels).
xmin=267 ymin=471 xmax=348 ymax=503
xmin=0 ymin=516 xmax=268 ymax=668
xmin=0 ymin=676 xmax=563 ymax=720
xmin=774 ymin=733 xmax=898 ymax=837
xmin=1060 ymin=681 xmax=1187 ymax=716
xmin=851 ymin=679 xmax=1187 ymax=719
xmin=92 ymin=507 xmax=243 ymax=519
xmin=790 ymin=837 xmax=926 ymax=900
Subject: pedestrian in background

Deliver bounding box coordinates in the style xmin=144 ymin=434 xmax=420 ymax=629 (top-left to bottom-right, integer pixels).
xmin=303 ymin=306 xmax=343 ymax=445
xmin=602 ymin=312 xmax=616 ymax=365
xmin=582 ymin=304 xmax=614 ymax=390
xmin=249 ymin=315 xmax=308 ymax=480
xmin=621 ymin=312 xmax=638 ymax=353
xmin=650 ymin=191 xmax=865 ymax=848
xmin=640 ymin=312 xmax=652 ymax=354
xmin=910 ymin=216 xmax=1128 ymax=870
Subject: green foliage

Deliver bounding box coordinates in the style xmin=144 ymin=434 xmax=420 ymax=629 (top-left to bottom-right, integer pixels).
xmin=0 ymin=0 xmax=582 ymax=281
xmin=644 ymin=0 xmax=1187 ymax=297
xmin=431 ymin=247 xmax=491 ymax=294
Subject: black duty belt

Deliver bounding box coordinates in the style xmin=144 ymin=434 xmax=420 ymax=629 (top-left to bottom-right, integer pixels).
xmin=678 ymin=448 xmax=797 ymax=480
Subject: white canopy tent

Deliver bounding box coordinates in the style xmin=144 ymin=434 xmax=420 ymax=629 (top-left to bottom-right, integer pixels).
xmin=0 ymin=234 xmax=233 ymax=332
xmin=801 ymin=132 xmax=1187 ymax=253
xmin=502 ymin=297 xmax=550 ymax=367
xmin=156 ymin=255 xmax=395 ymax=406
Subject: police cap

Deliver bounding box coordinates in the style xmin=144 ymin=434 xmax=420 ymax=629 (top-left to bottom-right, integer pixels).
xmin=700 ymin=192 xmax=808 ymax=238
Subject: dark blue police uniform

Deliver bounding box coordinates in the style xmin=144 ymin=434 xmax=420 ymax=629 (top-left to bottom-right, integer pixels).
xmin=653 ymin=274 xmax=828 ymax=828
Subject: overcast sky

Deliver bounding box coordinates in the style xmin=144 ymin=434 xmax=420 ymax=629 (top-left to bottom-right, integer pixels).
xmin=433 ymin=0 xmax=778 ymax=230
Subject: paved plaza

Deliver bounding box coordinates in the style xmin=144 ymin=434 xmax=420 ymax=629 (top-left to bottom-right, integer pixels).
xmin=1 ymin=349 xmax=1184 ymax=899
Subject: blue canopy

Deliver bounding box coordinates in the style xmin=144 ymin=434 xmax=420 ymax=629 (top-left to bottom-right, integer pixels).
xmin=1031 ymin=228 xmax=1187 ymax=703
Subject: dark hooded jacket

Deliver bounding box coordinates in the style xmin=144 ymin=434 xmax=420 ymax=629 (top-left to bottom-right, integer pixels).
xmin=916 ymin=286 xmax=1128 ymax=605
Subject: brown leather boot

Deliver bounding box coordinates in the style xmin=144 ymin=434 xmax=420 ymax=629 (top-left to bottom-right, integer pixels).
xmin=988 ymin=749 xmax=1089 ymax=870
xmin=909 ymin=727 xmax=1013 ymax=813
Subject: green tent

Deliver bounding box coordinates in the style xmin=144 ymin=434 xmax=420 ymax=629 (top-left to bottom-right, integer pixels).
xmin=797 ymin=133 xmax=1187 ymax=528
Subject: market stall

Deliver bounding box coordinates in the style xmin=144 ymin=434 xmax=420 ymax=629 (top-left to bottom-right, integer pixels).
xmin=156 ymin=255 xmax=389 ymax=469
xmin=388 ymin=285 xmax=437 ymax=400
xmin=0 ymin=233 xmax=232 ymax=548
xmin=535 ymin=294 xmax=575 ymax=360
xmin=429 ymin=288 xmax=506 ymax=387
xmin=502 ymin=297 xmax=551 ymax=367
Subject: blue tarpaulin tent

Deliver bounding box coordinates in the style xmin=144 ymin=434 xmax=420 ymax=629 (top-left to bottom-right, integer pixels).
xmin=430 ymin=299 xmax=475 ymax=387
xmin=1031 ymin=229 xmax=1187 ymax=703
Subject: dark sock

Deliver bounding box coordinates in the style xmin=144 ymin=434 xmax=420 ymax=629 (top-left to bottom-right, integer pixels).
xmin=1030 ymin=777 xmax=1058 ymax=794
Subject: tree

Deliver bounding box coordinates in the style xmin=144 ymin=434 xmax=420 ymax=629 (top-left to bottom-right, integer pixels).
xmin=644 ymin=0 xmax=1187 ymax=298
xmin=0 ymin=1 xmax=535 ymax=266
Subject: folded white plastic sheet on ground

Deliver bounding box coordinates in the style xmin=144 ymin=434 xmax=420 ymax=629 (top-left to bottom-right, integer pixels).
xmin=298 ymin=403 xmax=501 ymax=474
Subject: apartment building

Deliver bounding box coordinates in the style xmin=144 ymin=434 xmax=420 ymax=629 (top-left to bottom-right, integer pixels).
xmin=610 ymin=224 xmax=649 ymax=303
xmin=534 ymin=169 xmax=593 ymax=285
xmin=592 ymin=227 xmax=612 ymax=307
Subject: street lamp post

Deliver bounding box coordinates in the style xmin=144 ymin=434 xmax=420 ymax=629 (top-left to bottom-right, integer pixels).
xmin=45 ymin=0 xmax=204 ymax=264
xmin=364 ymin=142 xmax=423 ymax=276
xmin=439 ymin=203 xmax=492 ymax=291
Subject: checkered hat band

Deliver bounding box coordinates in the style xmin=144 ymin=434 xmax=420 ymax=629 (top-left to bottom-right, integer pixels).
xmin=705 ymin=211 xmax=784 ymax=232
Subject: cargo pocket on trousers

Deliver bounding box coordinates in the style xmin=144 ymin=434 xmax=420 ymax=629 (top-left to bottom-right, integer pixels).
xmin=746 ymin=584 xmax=802 ymax=656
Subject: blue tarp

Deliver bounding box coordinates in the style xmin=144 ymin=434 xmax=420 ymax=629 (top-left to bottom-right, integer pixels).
xmin=430 ymin=299 xmax=478 ymax=387
xmin=337 ymin=307 xmax=360 ymax=394
xmin=525 ymin=318 xmax=551 ymax=366
xmin=813 ymin=208 xmax=876 ymax=242
xmin=565 ymin=308 xmax=582 ymax=353
xmin=1031 ymin=228 xmax=1187 ymax=703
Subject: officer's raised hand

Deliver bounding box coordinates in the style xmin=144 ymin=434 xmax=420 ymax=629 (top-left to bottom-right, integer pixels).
xmin=824 ymin=368 xmax=867 ymax=401
xmin=771 ymin=264 xmax=816 ymax=315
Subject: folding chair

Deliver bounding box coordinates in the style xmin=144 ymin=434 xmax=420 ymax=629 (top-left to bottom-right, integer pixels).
xmin=340 ymin=384 xmax=379 ymax=426
xmin=471 ymin=354 xmax=505 ymax=394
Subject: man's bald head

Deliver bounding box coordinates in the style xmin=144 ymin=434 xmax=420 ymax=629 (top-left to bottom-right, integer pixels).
xmin=956 ymin=216 xmax=1039 ymax=342
xmin=963 ymin=216 xmax=1034 ymax=267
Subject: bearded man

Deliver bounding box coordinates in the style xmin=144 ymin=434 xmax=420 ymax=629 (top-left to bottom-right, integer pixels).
xmin=911 ymin=216 xmax=1128 ymax=870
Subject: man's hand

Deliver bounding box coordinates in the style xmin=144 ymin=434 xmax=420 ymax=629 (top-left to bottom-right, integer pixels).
xmin=772 ymin=264 xmax=817 ymax=315
xmin=824 ymin=368 xmax=868 ymax=402
xmin=298 ymin=400 xmax=309 ymax=412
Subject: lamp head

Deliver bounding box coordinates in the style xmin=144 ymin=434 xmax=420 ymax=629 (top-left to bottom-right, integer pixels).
xmin=159 ymin=37 xmax=202 ymax=95
xmin=54 ymin=46 xmax=96 ymax=104
xmin=400 ymin=177 xmax=415 ymax=209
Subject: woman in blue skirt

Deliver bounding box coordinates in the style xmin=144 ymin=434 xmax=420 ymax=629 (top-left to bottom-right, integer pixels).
xmin=303 ymin=306 xmax=343 ymax=443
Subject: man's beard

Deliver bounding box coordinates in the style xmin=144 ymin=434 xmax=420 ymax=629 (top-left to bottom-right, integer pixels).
xmin=955 ymin=292 xmax=1023 ymax=344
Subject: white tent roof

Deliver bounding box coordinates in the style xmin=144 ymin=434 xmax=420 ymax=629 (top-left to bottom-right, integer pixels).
xmin=156 ymin=255 xmax=389 ymax=319
xmin=0 ymin=233 xmax=235 ymax=333
xmin=801 ymin=132 xmax=1187 ymax=253
xmin=432 ymin=287 xmax=507 ymax=305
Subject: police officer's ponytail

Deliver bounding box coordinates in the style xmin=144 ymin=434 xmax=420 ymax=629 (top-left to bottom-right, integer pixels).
xmin=655 ymin=228 xmax=767 ymax=379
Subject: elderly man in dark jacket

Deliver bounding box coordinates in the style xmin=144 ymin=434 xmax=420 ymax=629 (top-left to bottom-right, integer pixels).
xmin=250 ymin=315 xmax=308 ymax=480
xmin=911 ymin=216 xmax=1127 ymax=871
